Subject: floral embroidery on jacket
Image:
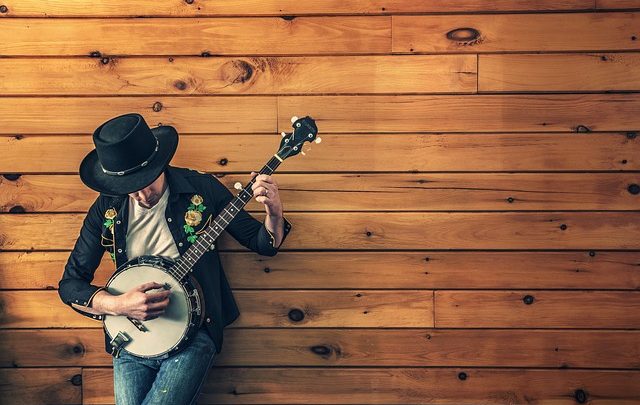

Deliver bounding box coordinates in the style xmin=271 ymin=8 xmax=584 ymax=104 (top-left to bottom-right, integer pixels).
xmin=102 ymin=207 xmax=117 ymax=262
xmin=184 ymin=194 xmax=207 ymax=244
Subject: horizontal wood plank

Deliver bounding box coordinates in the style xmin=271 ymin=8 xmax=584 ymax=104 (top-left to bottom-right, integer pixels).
xmin=3 ymin=328 xmax=639 ymax=369
xmin=0 ymin=290 xmax=433 ymax=328
xmin=0 ymin=55 xmax=477 ymax=95
xmin=0 ymin=368 xmax=81 ymax=405
xmin=0 ymin=290 xmax=100 ymax=328
xmin=1 ymin=133 xmax=637 ymax=172
xmin=0 ymin=252 xmax=116 ymax=290
xmin=0 ymin=17 xmax=391 ymax=56
xmin=1 ymin=251 xmax=639 ymax=290
xmin=597 ymin=0 xmax=640 ymax=9
xmin=3 ymin=290 xmax=640 ymax=329
xmin=0 ymin=97 xmax=276 ymax=135
xmin=82 ymin=367 xmax=640 ymax=404
xmin=1 ymin=212 xmax=638 ymax=251
xmin=277 ymin=94 xmax=640 ymax=133
xmin=393 ymin=12 xmax=640 ymax=53
xmin=3 ymin=172 xmax=640 ymax=212
xmin=0 ymin=0 xmax=596 ymax=17
xmin=0 ymin=329 xmax=111 ymax=367
xmin=479 ymin=53 xmax=640 ymax=92
xmin=1 ymin=94 xmax=638 ymax=134
xmin=435 ymin=290 xmax=640 ymax=328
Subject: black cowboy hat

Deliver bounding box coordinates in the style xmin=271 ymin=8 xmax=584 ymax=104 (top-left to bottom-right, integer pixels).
xmin=79 ymin=113 xmax=178 ymax=197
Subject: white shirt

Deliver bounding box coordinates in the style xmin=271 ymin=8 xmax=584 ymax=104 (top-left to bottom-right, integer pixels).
xmin=126 ymin=184 xmax=180 ymax=261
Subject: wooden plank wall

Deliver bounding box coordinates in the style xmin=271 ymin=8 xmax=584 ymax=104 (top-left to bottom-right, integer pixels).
xmin=1 ymin=0 xmax=640 ymax=404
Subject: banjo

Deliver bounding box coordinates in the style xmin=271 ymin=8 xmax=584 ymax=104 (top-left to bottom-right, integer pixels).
xmin=103 ymin=115 xmax=318 ymax=358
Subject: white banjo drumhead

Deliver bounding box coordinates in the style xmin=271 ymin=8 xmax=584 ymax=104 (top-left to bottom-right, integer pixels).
xmin=104 ymin=264 xmax=191 ymax=357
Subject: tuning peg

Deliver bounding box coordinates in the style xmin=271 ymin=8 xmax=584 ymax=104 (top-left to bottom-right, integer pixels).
xmin=315 ymin=137 xmax=322 ymax=144
xmin=290 ymin=116 xmax=299 ymax=124
xmin=281 ymin=131 xmax=287 ymax=137
xmin=234 ymin=182 xmax=243 ymax=190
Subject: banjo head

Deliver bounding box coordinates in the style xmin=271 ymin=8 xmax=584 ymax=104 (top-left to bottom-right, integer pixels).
xmin=103 ymin=256 xmax=194 ymax=358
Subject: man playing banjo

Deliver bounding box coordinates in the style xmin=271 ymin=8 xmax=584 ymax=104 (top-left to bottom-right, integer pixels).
xmin=58 ymin=112 xmax=293 ymax=404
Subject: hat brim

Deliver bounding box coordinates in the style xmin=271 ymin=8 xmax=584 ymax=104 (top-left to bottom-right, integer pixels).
xmin=79 ymin=125 xmax=178 ymax=197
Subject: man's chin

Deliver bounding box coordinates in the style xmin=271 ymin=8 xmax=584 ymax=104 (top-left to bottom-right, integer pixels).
xmin=138 ymin=200 xmax=156 ymax=209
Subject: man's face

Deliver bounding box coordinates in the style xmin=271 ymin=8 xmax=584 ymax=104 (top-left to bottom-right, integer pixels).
xmin=128 ymin=171 xmax=166 ymax=209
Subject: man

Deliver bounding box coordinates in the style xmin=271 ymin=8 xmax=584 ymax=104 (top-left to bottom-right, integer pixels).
xmin=58 ymin=113 xmax=292 ymax=404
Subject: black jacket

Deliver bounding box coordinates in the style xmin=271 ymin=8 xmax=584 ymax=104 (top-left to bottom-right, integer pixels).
xmin=57 ymin=165 xmax=292 ymax=355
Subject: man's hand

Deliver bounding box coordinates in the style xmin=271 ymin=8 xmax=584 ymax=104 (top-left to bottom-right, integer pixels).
xmin=73 ymin=281 xmax=171 ymax=320
xmin=116 ymin=282 xmax=172 ymax=321
xmin=250 ymin=171 xmax=285 ymax=247
xmin=250 ymin=171 xmax=283 ymax=217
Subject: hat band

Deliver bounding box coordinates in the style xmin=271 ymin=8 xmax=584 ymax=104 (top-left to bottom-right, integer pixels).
xmin=100 ymin=135 xmax=159 ymax=176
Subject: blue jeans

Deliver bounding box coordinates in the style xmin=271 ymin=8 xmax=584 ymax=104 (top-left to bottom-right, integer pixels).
xmin=113 ymin=327 xmax=218 ymax=405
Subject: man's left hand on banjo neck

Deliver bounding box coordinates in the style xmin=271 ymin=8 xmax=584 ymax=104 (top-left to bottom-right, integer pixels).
xmin=250 ymin=171 xmax=285 ymax=249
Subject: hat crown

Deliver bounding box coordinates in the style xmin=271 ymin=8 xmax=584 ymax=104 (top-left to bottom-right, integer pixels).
xmin=93 ymin=113 xmax=159 ymax=175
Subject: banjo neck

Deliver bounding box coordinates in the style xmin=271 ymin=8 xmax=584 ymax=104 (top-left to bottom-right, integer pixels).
xmin=169 ymin=154 xmax=284 ymax=281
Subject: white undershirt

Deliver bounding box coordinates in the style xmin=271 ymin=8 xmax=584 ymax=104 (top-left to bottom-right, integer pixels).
xmin=126 ymin=183 xmax=180 ymax=261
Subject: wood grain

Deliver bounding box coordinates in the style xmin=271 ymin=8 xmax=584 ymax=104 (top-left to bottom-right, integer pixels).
xmin=435 ymin=290 xmax=640 ymax=328
xmin=1 ymin=94 xmax=638 ymax=134
xmin=277 ymin=94 xmax=640 ymax=133
xmin=0 ymin=55 xmax=477 ymax=95
xmin=1 ymin=4 xmax=638 ymax=404
xmin=0 ymin=0 xmax=597 ymax=17
xmin=393 ymin=12 xmax=640 ymax=53
xmin=2 ymin=289 xmax=640 ymax=329
xmin=0 ymin=368 xmax=81 ymax=405
xmin=3 ymin=172 xmax=639 ymax=213
xmin=2 ymin=212 xmax=638 ymax=251
xmin=3 ymin=328 xmax=639 ymax=368
xmin=2 ymin=251 xmax=640 ymax=290
xmin=0 ymin=290 xmax=434 ymax=328
xmin=82 ymin=367 xmax=640 ymax=404
xmin=479 ymin=53 xmax=640 ymax=92
xmin=0 ymin=17 xmax=391 ymax=56
xmin=2 ymin=133 xmax=636 ymax=172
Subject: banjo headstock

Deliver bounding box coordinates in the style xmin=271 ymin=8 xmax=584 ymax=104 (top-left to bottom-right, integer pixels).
xmin=276 ymin=116 xmax=320 ymax=160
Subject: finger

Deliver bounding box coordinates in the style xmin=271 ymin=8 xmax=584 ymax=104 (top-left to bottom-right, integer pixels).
xmin=253 ymin=181 xmax=277 ymax=195
xmin=253 ymin=186 xmax=268 ymax=197
xmin=255 ymin=195 xmax=271 ymax=204
xmin=147 ymin=299 xmax=170 ymax=311
xmin=138 ymin=281 xmax=163 ymax=292
xmin=251 ymin=171 xmax=273 ymax=184
xmin=263 ymin=183 xmax=278 ymax=197
xmin=144 ymin=310 xmax=165 ymax=320
xmin=146 ymin=290 xmax=171 ymax=302
xmin=252 ymin=177 xmax=267 ymax=191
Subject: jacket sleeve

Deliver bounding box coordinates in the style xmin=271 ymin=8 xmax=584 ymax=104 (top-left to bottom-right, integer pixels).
xmin=57 ymin=196 xmax=108 ymax=321
xmin=210 ymin=175 xmax=292 ymax=256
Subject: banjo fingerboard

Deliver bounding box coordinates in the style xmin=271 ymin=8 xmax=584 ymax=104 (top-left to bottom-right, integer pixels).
xmin=170 ymin=155 xmax=283 ymax=281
